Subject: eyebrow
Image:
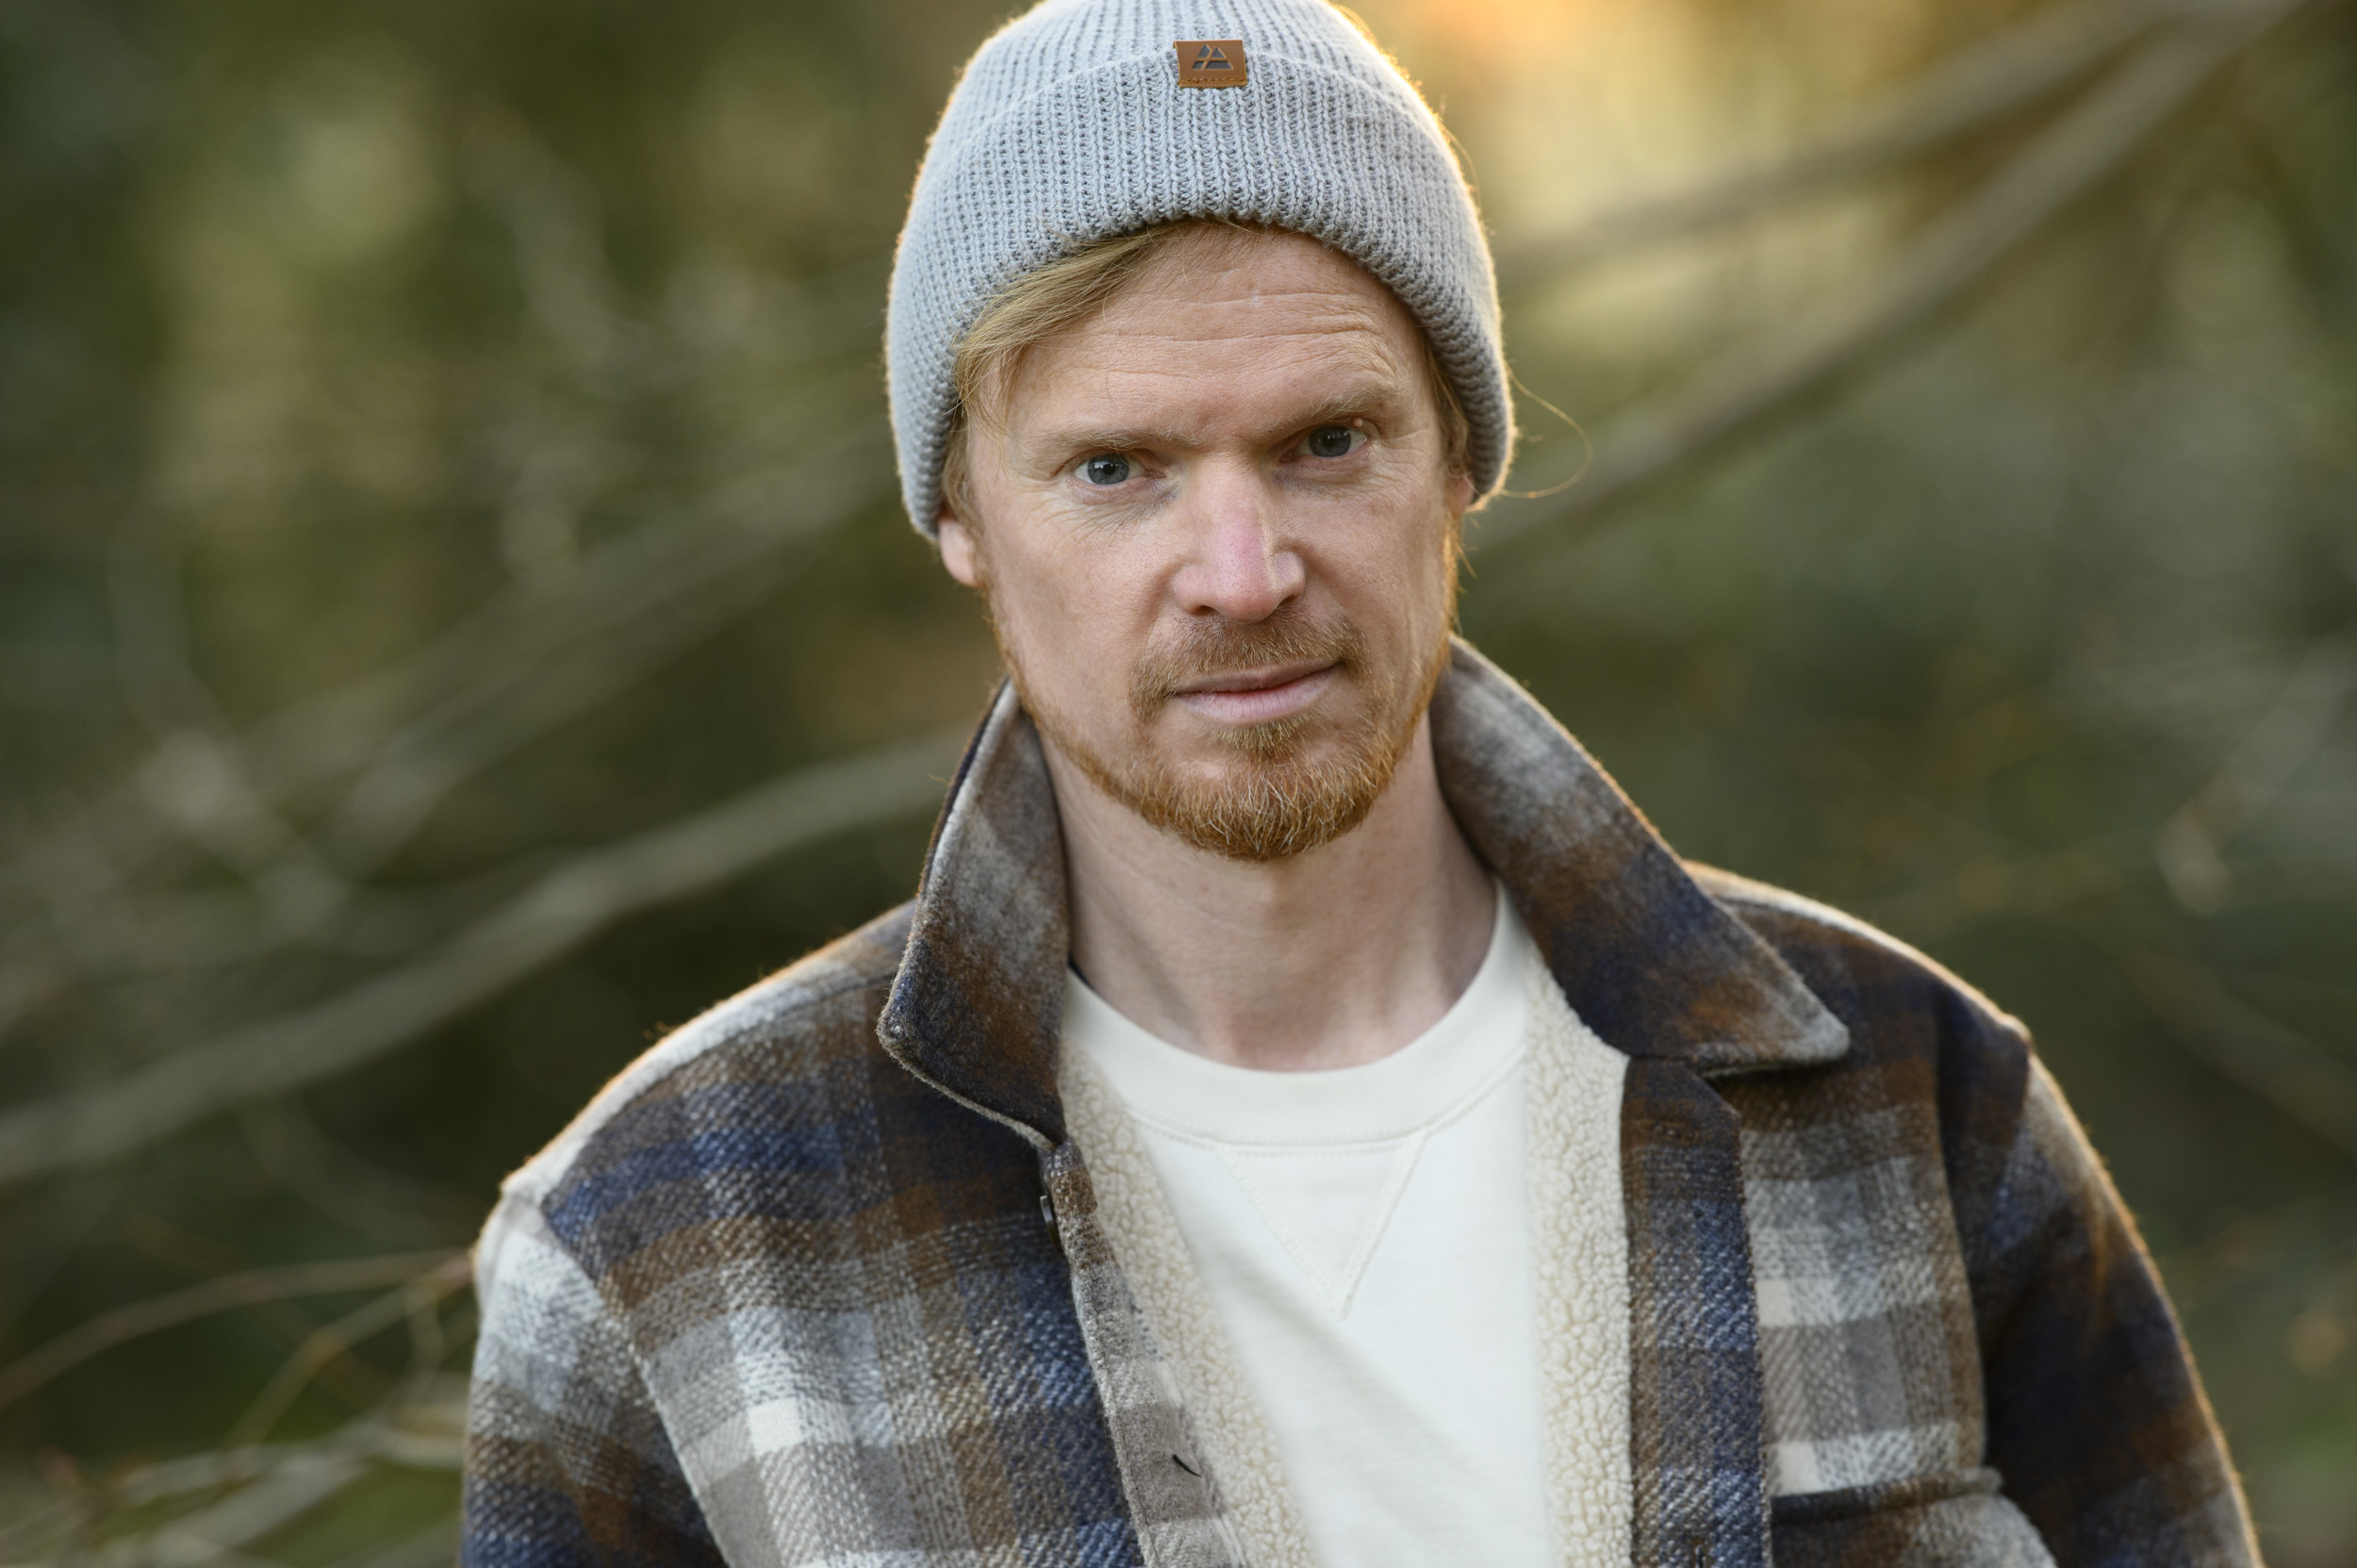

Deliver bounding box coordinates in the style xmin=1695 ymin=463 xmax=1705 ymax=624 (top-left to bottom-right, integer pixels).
xmin=1029 ymin=382 xmax=1408 ymax=460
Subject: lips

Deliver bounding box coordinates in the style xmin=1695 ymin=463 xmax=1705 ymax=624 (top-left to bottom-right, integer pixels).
xmin=1171 ymin=660 xmax=1338 ymax=725
xmin=1175 ymin=657 xmax=1334 ymax=696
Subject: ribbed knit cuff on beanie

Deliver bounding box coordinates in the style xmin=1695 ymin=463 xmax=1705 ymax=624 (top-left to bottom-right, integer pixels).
xmin=885 ymin=0 xmax=1512 ymax=536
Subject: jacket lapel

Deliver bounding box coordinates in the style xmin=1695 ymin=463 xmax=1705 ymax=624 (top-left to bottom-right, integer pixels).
xmin=1427 ymin=640 xmax=1848 ymax=1078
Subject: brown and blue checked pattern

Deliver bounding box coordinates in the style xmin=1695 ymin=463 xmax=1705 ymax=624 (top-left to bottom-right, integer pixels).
xmin=1706 ymin=873 xmax=2252 ymax=1567
xmin=1618 ymin=1057 xmax=1773 ymax=1568
xmin=464 ymin=640 xmax=2257 ymax=1568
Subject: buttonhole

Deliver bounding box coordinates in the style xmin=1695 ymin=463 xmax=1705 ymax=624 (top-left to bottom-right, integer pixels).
xmin=1172 ymin=1453 xmax=1201 ymax=1477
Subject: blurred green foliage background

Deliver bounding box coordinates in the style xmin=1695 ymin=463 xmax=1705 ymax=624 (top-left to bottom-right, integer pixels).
xmin=1 ymin=0 xmax=2352 ymax=1561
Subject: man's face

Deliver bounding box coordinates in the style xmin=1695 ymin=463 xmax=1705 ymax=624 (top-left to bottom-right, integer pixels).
xmin=938 ymin=226 xmax=1475 ymax=860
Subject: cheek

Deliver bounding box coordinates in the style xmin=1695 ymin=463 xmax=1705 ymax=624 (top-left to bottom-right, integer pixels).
xmin=987 ymin=530 xmax=1162 ymax=700
xmin=1319 ymin=487 xmax=1457 ymax=629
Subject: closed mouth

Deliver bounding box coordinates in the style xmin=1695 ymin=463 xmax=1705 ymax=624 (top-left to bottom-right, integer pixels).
xmin=1170 ymin=661 xmax=1338 ymax=724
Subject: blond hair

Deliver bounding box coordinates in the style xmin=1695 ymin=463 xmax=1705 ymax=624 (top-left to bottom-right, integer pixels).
xmin=937 ymin=221 xmax=1471 ymax=529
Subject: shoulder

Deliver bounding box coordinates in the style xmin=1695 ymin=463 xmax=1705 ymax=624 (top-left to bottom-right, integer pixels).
xmin=488 ymin=900 xmax=915 ymax=1226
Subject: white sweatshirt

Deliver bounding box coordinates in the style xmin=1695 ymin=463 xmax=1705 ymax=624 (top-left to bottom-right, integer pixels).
xmin=1061 ymin=892 xmax=1632 ymax=1568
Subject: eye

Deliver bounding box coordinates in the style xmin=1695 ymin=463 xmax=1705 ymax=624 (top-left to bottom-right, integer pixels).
xmin=1080 ymin=454 xmax=1133 ymax=487
xmin=1301 ymin=423 xmax=1366 ymax=459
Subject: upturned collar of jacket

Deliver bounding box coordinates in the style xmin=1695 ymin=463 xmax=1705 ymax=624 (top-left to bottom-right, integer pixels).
xmin=463 ymin=639 xmax=2255 ymax=1568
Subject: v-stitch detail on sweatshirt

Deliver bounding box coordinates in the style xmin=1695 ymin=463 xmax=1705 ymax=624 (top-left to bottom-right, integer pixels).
xmin=1120 ymin=1027 xmax=1528 ymax=1318
xmin=1214 ymin=1131 xmax=1428 ymax=1318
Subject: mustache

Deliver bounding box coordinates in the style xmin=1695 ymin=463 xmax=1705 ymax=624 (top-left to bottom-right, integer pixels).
xmin=1129 ymin=608 xmax=1365 ymax=720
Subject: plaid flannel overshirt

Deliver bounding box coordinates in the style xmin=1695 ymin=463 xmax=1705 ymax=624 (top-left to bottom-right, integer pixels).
xmin=462 ymin=641 xmax=2259 ymax=1568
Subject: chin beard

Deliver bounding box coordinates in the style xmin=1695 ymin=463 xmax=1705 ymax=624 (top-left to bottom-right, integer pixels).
xmin=1086 ymin=718 xmax=1411 ymax=861
xmin=1010 ymin=609 xmax=1450 ymax=863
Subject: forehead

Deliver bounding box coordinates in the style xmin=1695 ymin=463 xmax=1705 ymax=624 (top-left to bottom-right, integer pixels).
xmin=1002 ymin=228 xmax=1426 ymax=429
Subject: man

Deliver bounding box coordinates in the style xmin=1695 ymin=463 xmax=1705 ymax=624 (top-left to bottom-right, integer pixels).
xmin=462 ymin=2 xmax=2259 ymax=1564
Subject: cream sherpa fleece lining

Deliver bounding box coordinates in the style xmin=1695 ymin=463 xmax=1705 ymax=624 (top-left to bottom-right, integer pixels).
xmin=1058 ymin=963 xmax=1632 ymax=1567
xmin=1526 ymin=962 xmax=1635 ymax=1565
xmin=1062 ymin=1046 xmax=1321 ymax=1567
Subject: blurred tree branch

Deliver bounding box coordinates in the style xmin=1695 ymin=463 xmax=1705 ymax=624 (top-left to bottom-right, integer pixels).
xmin=238 ymin=1099 xmax=487 ymax=1246
xmin=0 ymin=1251 xmax=462 ymax=1412
xmin=0 ymin=1395 xmax=468 ymax=1564
xmin=1852 ymin=630 xmax=2357 ymax=1163
xmin=0 ymin=434 xmax=891 ymax=1022
xmin=1470 ymin=0 xmax=2315 ymax=579
xmin=1493 ymin=0 xmax=2221 ymax=285
xmin=0 ymin=726 xmax=969 ymax=1183
xmin=1871 ymin=850 xmax=2357 ymax=1160
xmin=2154 ymin=633 xmax=2357 ymax=912
xmin=2123 ymin=953 xmax=2357 ymax=1160
xmin=229 ymin=1265 xmax=470 ymax=1449
xmin=0 ymin=116 xmax=884 ymax=1030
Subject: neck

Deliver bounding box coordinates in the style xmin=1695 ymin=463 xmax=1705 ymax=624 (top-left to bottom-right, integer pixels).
xmin=1045 ymin=712 xmax=1495 ymax=1071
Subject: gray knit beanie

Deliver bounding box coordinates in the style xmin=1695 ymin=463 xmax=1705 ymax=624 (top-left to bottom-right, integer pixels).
xmin=886 ymin=0 xmax=1511 ymax=536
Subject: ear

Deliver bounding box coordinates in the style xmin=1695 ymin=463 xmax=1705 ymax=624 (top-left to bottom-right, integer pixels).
xmin=1446 ymin=468 xmax=1475 ymax=518
xmin=937 ymin=510 xmax=983 ymax=586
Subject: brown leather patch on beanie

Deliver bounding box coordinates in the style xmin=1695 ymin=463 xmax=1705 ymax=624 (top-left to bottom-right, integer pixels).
xmin=1174 ymin=40 xmax=1247 ymax=87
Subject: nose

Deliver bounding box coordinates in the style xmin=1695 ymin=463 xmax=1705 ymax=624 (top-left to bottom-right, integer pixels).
xmin=1169 ymin=464 xmax=1304 ymax=622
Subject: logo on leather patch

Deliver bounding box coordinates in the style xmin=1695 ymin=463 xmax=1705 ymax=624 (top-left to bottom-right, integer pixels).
xmin=1175 ymin=40 xmax=1247 ymax=87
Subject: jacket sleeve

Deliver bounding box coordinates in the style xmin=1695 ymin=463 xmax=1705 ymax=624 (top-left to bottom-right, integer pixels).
xmin=1949 ymin=1039 xmax=2261 ymax=1567
xmin=462 ymin=1191 xmax=725 ymax=1568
